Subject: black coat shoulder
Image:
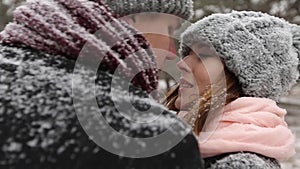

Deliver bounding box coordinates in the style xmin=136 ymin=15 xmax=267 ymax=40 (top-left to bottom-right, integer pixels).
xmin=204 ymin=152 xmax=281 ymax=169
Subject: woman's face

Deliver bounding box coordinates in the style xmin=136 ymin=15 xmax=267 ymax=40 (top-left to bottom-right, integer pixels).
xmin=175 ymin=44 xmax=224 ymax=110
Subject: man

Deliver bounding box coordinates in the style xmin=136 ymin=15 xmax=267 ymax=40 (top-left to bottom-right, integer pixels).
xmin=0 ymin=0 xmax=203 ymax=169
xmin=103 ymin=0 xmax=194 ymax=68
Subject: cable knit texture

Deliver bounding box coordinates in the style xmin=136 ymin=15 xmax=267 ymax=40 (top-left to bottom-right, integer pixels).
xmin=205 ymin=152 xmax=281 ymax=169
xmin=180 ymin=11 xmax=300 ymax=101
xmin=102 ymin=0 xmax=194 ymax=20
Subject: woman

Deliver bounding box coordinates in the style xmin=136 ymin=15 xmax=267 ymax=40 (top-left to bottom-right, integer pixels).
xmin=0 ymin=0 xmax=204 ymax=168
xmin=164 ymin=11 xmax=299 ymax=168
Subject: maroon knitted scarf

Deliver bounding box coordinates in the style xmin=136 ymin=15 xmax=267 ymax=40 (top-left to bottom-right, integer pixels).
xmin=0 ymin=0 xmax=158 ymax=92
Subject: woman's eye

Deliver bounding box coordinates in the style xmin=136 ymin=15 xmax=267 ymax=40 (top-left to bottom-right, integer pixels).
xmin=197 ymin=52 xmax=214 ymax=58
xmin=181 ymin=66 xmax=190 ymax=73
xmin=198 ymin=53 xmax=211 ymax=58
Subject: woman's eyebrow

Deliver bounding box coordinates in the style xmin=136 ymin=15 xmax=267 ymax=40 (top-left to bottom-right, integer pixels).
xmin=196 ymin=41 xmax=212 ymax=47
xmin=199 ymin=49 xmax=215 ymax=54
xmin=197 ymin=52 xmax=214 ymax=57
xmin=194 ymin=46 xmax=215 ymax=56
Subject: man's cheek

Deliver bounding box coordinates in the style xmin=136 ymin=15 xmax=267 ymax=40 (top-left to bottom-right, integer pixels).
xmin=143 ymin=34 xmax=170 ymax=51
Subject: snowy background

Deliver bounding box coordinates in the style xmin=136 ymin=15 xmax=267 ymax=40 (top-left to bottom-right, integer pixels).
xmin=1 ymin=0 xmax=300 ymax=30
xmin=278 ymin=83 xmax=300 ymax=169
xmin=0 ymin=0 xmax=299 ymax=168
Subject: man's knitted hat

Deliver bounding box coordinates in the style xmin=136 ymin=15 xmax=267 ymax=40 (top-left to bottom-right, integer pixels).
xmin=103 ymin=0 xmax=194 ymax=20
xmin=179 ymin=11 xmax=300 ymax=101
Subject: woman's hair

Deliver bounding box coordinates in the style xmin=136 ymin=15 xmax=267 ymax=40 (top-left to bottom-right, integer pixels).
xmin=163 ymin=66 xmax=243 ymax=135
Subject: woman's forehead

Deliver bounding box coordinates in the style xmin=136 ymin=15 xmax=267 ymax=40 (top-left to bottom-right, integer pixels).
xmin=192 ymin=41 xmax=213 ymax=50
xmin=192 ymin=43 xmax=217 ymax=55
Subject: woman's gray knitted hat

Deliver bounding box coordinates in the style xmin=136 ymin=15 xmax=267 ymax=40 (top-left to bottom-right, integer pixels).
xmin=103 ymin=0 xmax=194 ymax=20
xmin=180 ymin=11 xmax=300 ymax=101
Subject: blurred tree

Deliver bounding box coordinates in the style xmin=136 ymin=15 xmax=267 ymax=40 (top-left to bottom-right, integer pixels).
xmin=193 ymin=0 xmax=300 ymax=24
xmin=0 ymin=0 xmax=23 ymax=30
xmin=0 ymin=0 xmax=299 ymax=30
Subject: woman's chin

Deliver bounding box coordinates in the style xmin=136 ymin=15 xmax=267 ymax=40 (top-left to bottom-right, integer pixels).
xmin=175 ymin=99 xmax=180 ymax=109
xmin=175 ymin=98 xmax=189 ymax=111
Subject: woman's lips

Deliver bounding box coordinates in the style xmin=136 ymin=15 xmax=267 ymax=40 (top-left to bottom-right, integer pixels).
xmin=179 ymin=78 xmax=194 ymax=89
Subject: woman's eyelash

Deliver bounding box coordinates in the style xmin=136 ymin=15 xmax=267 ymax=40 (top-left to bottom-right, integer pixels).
xmin=197 ymin=53 xmax=212 ymax=58
xmin=181 ymin=68 xmax=188 ymax=73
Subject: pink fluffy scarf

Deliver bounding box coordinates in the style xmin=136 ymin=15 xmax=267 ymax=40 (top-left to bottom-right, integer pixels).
xmin=198 ymin=97 xmax=295 ymax=161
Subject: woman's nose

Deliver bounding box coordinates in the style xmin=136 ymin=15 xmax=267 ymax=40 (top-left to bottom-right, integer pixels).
xmin=176 ymin=59 xmax=184 ymax=70
xmin=176 ymin=56 xmax=192 ymax=73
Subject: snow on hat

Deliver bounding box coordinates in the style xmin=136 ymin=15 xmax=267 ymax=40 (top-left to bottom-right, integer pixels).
xmin=0 ymin=0 xmax=158 ymax=93
xmin=102 ymin=0 xmax=194 ymax=20
xmin=179 ymin=11 xmax=300 ymax=101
